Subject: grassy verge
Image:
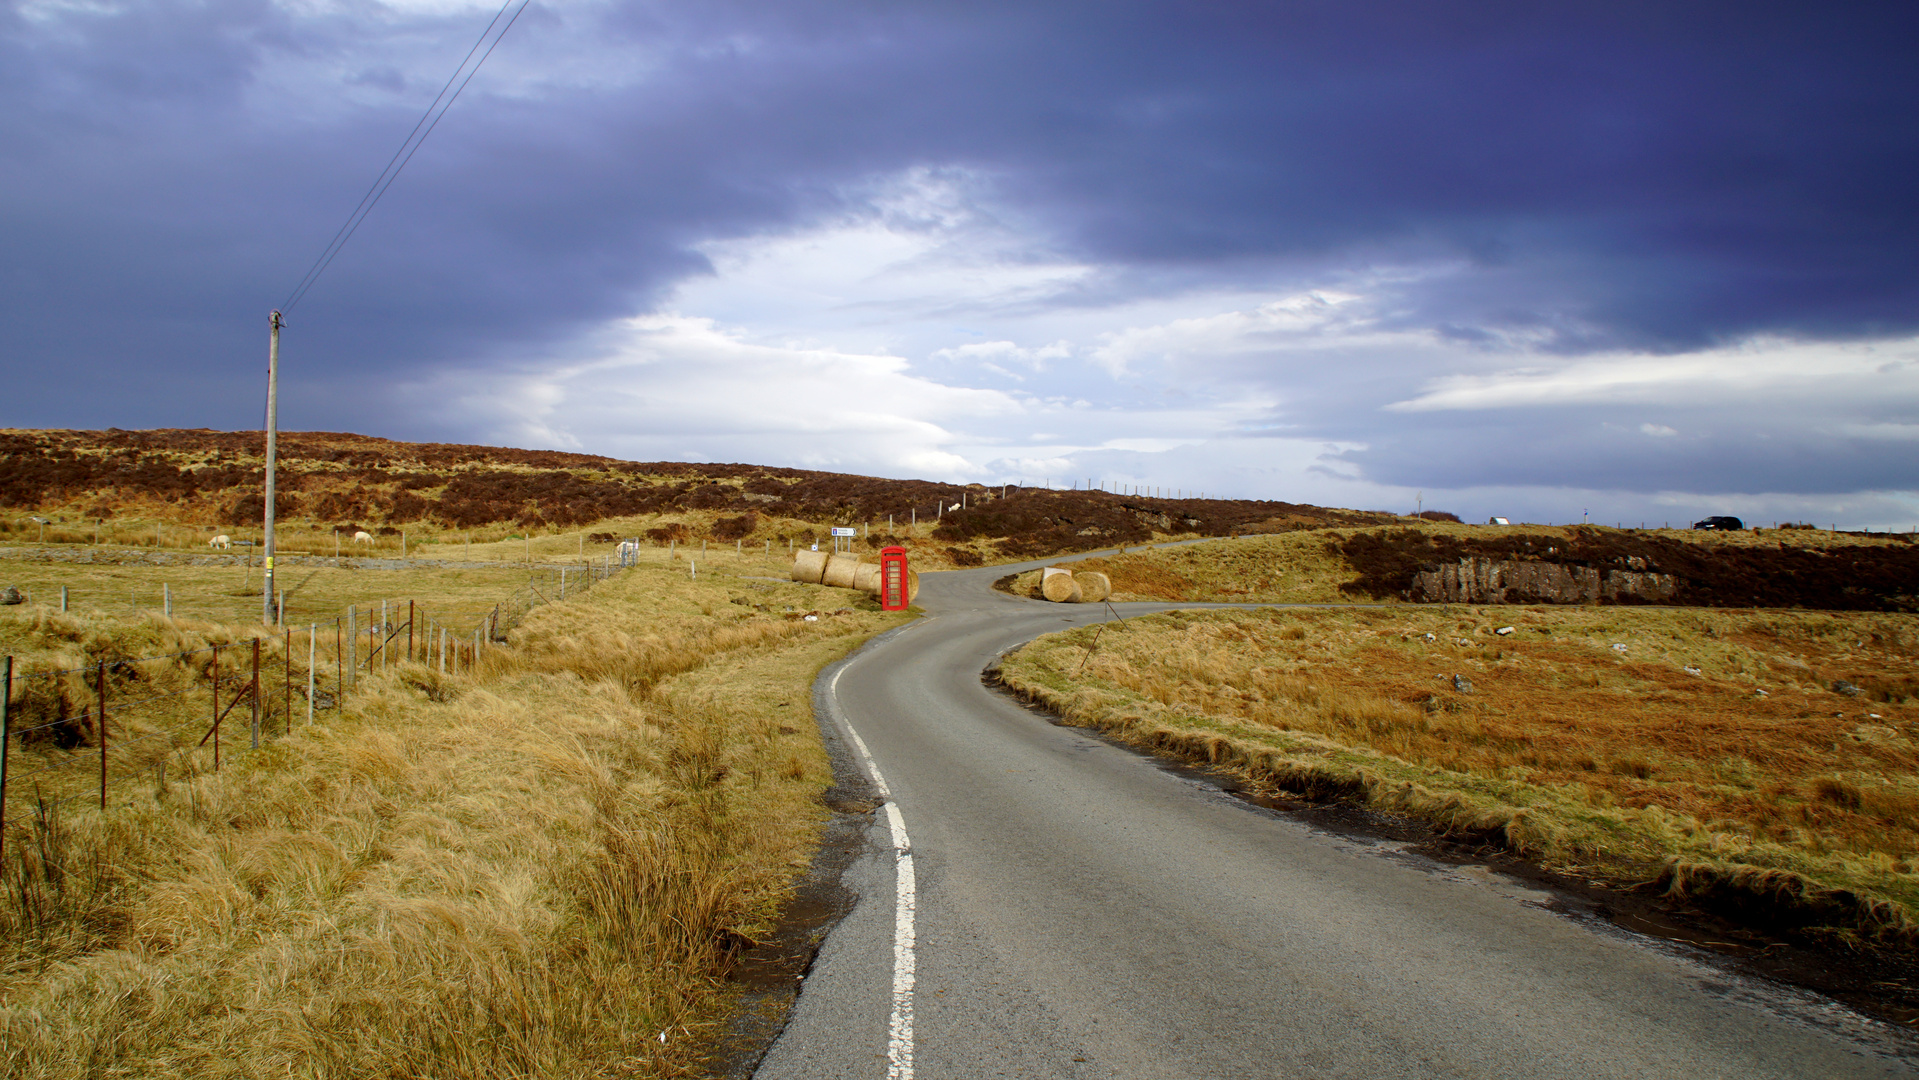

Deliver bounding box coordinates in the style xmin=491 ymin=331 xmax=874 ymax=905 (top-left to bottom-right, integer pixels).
xmin=0 ymin=560 xmax=908 ymax=1077
xmin=997 ymin=604 xmax=1919 ymax=945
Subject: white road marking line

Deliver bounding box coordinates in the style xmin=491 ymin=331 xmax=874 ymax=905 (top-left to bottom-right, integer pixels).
xmin=828 ymin=664 xmax=917 ymax=1080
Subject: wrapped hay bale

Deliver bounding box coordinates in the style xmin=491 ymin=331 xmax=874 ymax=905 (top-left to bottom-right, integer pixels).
xmin=791 ymin=549 xmax=830 ymax=584
xmin=822 ymin=554 xmax=861 ymax=589
xmin=1041 ymin=566 xmax=1083 ymax=603
xmin=797 ymin=552 xmax=919 ymax=602
xmin=1073 ymin=571 xmax=1111 ymax=603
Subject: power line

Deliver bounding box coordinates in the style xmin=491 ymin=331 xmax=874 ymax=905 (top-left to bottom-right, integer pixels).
xmin=281 ymin=0 xmax=533 ymax=313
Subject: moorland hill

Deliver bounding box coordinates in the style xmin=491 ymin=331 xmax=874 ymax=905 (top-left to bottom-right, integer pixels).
xmin=0 ymin=428 xmax=1389 ymax=562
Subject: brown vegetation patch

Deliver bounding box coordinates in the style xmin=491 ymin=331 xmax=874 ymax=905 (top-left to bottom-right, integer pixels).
xmin=934 ymin=491 xmax=1389 ymax=558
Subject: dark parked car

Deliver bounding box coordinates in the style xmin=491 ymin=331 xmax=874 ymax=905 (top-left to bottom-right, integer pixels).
xmin=1691 ymin=516 xmax=1743 ymax=530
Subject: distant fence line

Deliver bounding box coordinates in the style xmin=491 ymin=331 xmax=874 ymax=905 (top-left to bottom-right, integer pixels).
xmin=0 ymin=546 xmax=637 ymax=860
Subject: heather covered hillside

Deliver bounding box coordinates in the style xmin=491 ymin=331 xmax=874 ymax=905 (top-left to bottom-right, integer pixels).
xmin=0 ymin=429 xmax=1388 ymax=563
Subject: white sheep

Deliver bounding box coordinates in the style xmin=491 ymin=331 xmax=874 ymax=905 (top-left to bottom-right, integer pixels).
xmin=209 ymin=535 xmax=231 ymax=550
xmin=353 ymin=530 xmax=374 ymax=545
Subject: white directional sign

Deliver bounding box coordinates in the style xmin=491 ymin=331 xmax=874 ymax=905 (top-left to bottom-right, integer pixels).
xmin=830 ymin=527 xmax=858 ymax=537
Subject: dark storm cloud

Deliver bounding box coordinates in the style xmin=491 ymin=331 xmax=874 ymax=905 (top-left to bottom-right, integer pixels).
xmin=3 ymin=0 xmax=1915 ymax=435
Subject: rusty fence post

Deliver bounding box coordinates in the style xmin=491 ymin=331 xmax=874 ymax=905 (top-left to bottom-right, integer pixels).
xmin=97 ymin=662 xmax=108 ymax=810
xmin=250 ymin=637 xmax=261 ymax=750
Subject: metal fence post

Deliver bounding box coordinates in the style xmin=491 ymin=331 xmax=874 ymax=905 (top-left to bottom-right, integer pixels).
xmin=307 ymin=624 xmax=316 ymax=727
xmin=212 ymin=645 xmax=220 ymax=772
xmin=285 ymin=627 xmax=292 ymax=736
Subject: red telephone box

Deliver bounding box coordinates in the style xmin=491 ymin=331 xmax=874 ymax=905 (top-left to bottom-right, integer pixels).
xmin=879 ymin=546 xmax=911 ymax=610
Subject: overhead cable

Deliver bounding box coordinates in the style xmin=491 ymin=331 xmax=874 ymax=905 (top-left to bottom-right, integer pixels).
xmin=281 ymin=0 xmax=533 ymax=312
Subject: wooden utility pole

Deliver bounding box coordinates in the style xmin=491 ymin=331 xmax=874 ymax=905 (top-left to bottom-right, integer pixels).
xmin=263 ymin=310 xmax=284 ymax=625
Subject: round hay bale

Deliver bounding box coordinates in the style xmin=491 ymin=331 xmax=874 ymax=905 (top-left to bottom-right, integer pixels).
xmin=907 ymin=569 xmax=920 ymax=603
xmin=791 ymin=549 xmax=829 ymax=584
xmin=1073 ymin=571 xmax=1111 ymax=603
xmin=852 ymin=562 xmax=882 ymax=593
xmin=1041 ymin=567 xmax=1083 ymax=603
xmin=822 ymin=554 xmax=861 ymax=590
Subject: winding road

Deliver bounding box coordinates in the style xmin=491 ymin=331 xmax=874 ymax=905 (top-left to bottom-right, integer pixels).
xmin=752 ymin=552 xmax=1916 ymax=1079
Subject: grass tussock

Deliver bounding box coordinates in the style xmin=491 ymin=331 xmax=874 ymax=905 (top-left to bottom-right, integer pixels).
xmin=0 ymin=561 xmax=907 ymax=1078
xmin=997 ymin=605 xmax=1919 ymax=944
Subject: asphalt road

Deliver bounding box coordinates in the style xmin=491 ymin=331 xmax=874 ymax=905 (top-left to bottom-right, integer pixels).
xmin=754 ymin=552 xmax=1916 ymax=1079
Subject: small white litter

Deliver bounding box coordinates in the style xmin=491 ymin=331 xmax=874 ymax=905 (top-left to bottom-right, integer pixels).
xmin=1611 ymin=643 xmax=1629 ymax=653
xmin=1494 ymin=626 xmax=1515 ymax=636
xmin=1684 ymin=665 xmax=1702 ymax=676
xmin=803 ymin=614 xmax=819 ymax=622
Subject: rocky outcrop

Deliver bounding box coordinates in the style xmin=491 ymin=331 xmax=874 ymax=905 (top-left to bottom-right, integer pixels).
xmin=1408 ymin=557 xmax=1678 ymax=605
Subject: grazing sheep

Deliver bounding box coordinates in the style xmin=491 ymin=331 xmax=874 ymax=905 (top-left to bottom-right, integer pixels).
xmin=353 ymin=531 xmax=374 ymax=545
xmin=209 ymin=535 xmax=231 ymax=550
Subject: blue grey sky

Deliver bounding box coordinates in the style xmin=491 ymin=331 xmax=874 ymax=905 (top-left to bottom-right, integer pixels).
xmin=4 ymin=1 xmax=1916 ymax=526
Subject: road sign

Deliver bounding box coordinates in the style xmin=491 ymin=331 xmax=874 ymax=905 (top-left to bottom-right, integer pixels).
xmin=831 ymin=527 xmax=858 ymax=537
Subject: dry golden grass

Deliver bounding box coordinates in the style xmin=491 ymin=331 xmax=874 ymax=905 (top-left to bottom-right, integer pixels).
xmin=3 ymin=509 xmax=979 ymax=577
xmin=0 ymin=554 xmax=540 ymax=628
xmin=1004 ymin=533 xmax=1362 ymax=603
xmin=0 ymin=560 xmax=907 ymax=1078
xmin=999 ymin=604 xmax=1919 ymax=942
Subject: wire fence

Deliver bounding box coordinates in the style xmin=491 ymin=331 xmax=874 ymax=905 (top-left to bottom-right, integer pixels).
xmin=0 ymin=547 xmax=635 ymax=859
